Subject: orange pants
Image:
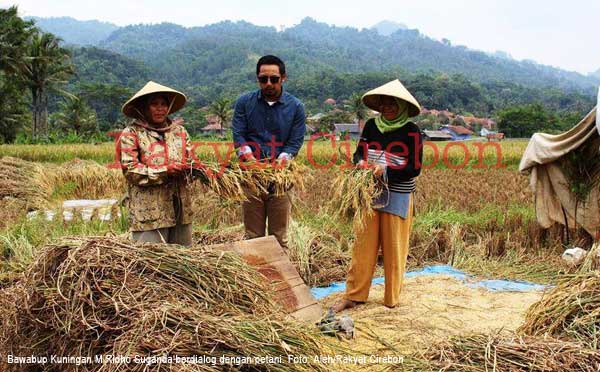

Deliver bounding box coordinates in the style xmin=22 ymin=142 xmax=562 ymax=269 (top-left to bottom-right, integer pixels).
xmin=345 ymin=196 xmax=413 ymax=307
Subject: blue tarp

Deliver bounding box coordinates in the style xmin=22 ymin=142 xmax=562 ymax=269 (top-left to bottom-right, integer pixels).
xmin=310 ymin=265 xmax=547 ymax=300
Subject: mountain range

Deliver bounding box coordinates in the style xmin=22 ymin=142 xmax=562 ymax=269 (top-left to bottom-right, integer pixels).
xmin=21 ymin=16 xmax=598 ymax=117
xmin=31 ymin=16 xmax=599 ymax=93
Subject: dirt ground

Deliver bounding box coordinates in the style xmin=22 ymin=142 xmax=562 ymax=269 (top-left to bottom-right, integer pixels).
xmin=318 ymin=275 xmax=543 ymax=369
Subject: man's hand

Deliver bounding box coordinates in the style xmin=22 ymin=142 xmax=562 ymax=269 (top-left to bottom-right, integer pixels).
xmin=240 ymin=152 xmax=257 ymax=163
xmin=275 ymin=152 xmax=292 ymax=168
xmin=277 ymin=152 xmax=292 ymax=164
xmin=239 ymin=151 xmax=263 ymax=171
xmin=276 ymin=157 xmax=291 ymax=168
xmin=238 ymin=145 xmax=257 ymax=163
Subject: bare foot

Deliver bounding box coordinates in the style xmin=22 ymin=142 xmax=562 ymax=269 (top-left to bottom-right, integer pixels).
xmin=331 ymin=299 xmax=361 ymax=313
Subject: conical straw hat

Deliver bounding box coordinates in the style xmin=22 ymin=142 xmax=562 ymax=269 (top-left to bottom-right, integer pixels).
xmin=122 ymin=81 xmax=187 ymax=118
xmin=362 ymin=79 xmax=421 ymax=117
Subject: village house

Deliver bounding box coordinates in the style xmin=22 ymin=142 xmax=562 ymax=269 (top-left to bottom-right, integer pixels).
xmin=334 ymin=123 xmax=361 ymax=140
xmin=440 ymin=125 xmax=474 ymax=140
xmin=201 ymin=115 xmax=224 ymax=136
xmin=423 ymin=129 xmax=452 ymax=141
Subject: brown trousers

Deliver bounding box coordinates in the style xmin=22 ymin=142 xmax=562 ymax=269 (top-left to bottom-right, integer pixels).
xmin=345 ymin=195 xmax=414 ymax=307
xmin=242 ymin=189 xmax=291 ymax=250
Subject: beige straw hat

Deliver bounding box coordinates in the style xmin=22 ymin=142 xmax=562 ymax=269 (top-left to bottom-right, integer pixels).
xmin=121 ymin=81 xmax=187 ymax=118
xmin=362 ymin=79 xmax=421 ymax=117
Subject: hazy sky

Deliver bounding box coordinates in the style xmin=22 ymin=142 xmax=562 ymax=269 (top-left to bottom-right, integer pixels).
xmin=3 ymin=0 xmax=598 ymax=75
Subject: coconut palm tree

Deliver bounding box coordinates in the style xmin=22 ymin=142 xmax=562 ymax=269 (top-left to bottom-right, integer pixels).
xmin=20 ymin=32 xmax=74 ymax=139
xmin=208 ymin=97 xmax=233 ymax=137
xmin=0 ymin=6 xmax=34 ymax=73
xmin=52 ymin=96 xmax=98 ymax=136
xmin=0 ymin=6 xmax=35 ymax=142
xmin=344 ymin=92 xmax=369 ymax=123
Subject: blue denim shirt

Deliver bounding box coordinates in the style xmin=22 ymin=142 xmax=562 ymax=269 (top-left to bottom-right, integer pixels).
xmin=232 ymin=89 xmax=306 ymax=159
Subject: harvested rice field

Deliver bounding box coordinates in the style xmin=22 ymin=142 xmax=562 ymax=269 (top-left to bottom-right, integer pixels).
xmin=1 ymin=139 xmax=599 ymax=371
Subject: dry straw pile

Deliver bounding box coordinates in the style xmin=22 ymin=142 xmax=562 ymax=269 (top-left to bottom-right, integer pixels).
xmin=519 ymin=272 xmax=600 ymax=347
xmin=0 ymin=237 xmax=327 ymax=372
xmin=0 ymin=157 xmax=125 ymax=207
xmin=53 ymin=159 xmax=125 ymax=199
xmin=403 ymin=333 xmax=600 ymax=372
xmin=0 ymin=156 xmax=54 ymax=209
xmin=287 ymin=220 xmax=350 ymax=287
xmin=194 ymin=224 xmax=246 ymax=246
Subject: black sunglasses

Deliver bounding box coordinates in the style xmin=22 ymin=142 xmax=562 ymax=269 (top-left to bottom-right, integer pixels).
xmin=257 ymin=75 xmax=281 ymax=84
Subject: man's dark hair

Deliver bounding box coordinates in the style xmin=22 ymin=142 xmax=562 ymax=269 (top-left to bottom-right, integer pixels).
xmin=256 ymin=55 xmax=286 ymax=76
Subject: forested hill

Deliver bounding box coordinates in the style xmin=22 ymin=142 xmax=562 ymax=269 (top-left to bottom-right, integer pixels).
xmin=70 ymin=47 xmax=150 ymax=87
xmin=33 ymin=16 xmax=600 ymax=94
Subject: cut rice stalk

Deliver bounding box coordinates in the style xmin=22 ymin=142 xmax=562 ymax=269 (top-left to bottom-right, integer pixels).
xmin=328 ymin=167 xmax=385 ymax=229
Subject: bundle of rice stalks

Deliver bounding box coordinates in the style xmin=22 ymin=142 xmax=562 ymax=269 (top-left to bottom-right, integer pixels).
xmin=328 ymin=167 xmax=385 ymax=229
xmin=403 ymin=333 xmax=600 ymax=372
xmin=189 ymin=162 xmax=247 ymax=201
xmin=190 ymin=161 xmax=308 ymax=200
xmin=518 ymin=272 xmax=600 ymax=347
xmin=288 ymin=219 xmax=350 ymax=287
xmin=0 ymin=156 xmax=54 ymax=209
xmin=0 ymin=237 xmax=328 ymax=372
xmin=238 ymin=161 xmax=310 ymax=197
xmin=51 ymin=158 xmax=125 ymax=199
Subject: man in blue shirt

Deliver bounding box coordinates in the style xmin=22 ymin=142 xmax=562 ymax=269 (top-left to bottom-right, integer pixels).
xmin=232 ymin=55 xmax=306 ymax=250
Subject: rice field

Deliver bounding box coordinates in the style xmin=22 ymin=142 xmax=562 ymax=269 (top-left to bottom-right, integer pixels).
xmin=1 ymin=139 xmax=596 ymax=371
xmin=0 ymin=138 xmax=525 ymax=169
